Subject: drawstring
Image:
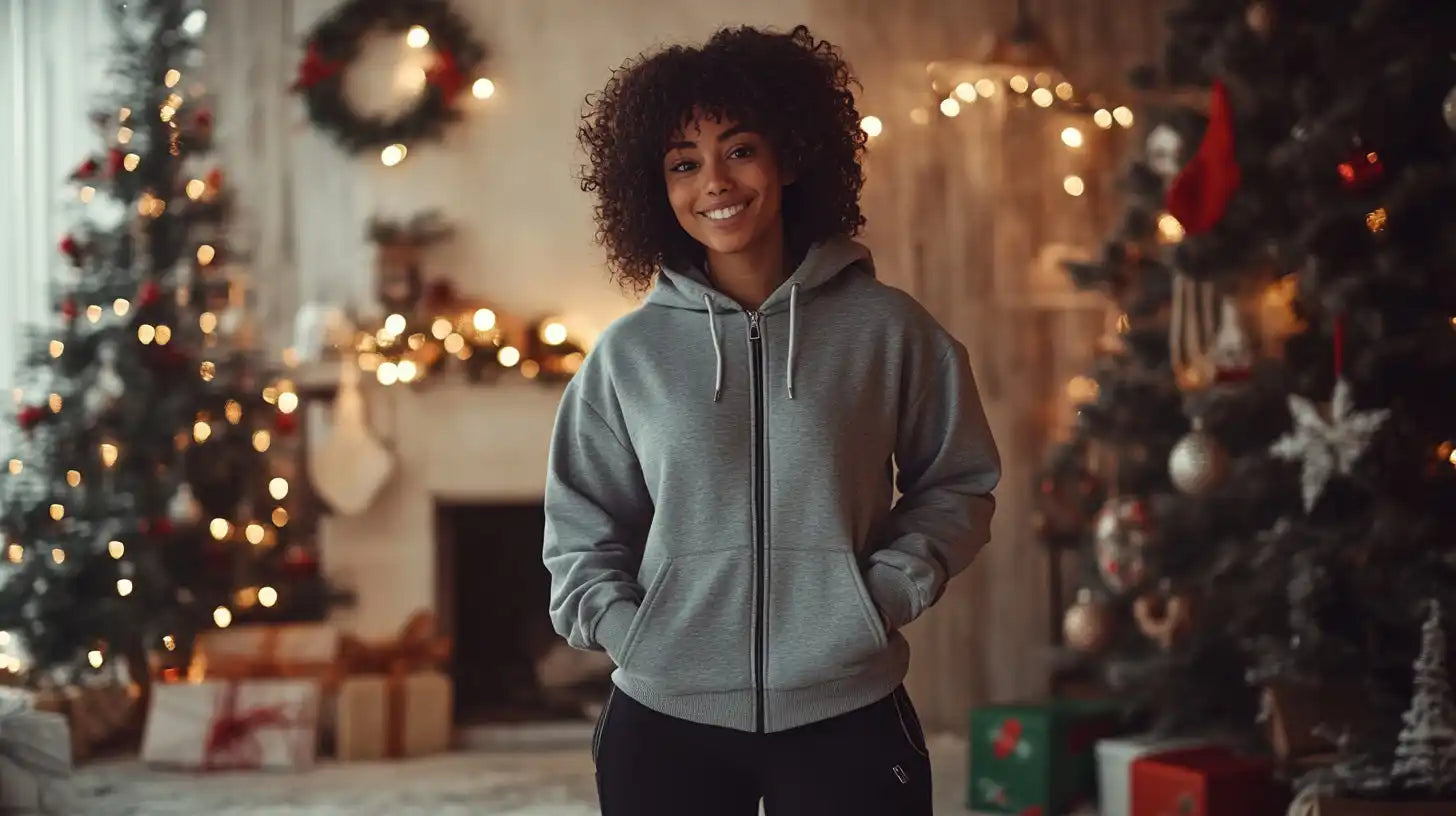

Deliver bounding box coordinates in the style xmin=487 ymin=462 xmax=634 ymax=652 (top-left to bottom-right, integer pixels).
xmin=704 ymin=294 xmax=723 ymax=402
xmin=786 ymin=284 xmax=800 ymax=399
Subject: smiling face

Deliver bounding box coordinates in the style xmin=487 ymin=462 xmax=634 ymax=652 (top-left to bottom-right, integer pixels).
xmin=663 ymin=113 xmax=791 ymax=264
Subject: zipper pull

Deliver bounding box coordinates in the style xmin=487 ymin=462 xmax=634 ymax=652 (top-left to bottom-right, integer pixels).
xmin=748 ymin=311 xmax=761 ymax=340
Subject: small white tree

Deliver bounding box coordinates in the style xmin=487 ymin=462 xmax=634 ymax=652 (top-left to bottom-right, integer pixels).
xmin=1392 ymin=600 xmax=1456 ymax=795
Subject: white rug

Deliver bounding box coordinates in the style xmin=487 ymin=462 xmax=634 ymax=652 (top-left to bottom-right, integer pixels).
xmin=67 ymin=735 xmax=970 ymax=815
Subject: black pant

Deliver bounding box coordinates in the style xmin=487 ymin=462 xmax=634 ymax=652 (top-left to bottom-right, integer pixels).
xmin=594 ymin=685 xmax=933 ymax=815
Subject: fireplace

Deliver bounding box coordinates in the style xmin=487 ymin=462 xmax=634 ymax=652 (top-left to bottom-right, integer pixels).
xmin=435 ymin=501 xmax=612 ymax=724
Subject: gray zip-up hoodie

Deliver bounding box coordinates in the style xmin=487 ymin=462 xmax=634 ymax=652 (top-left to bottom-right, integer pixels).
xmin=543 ymin=236 xmax=1000 ymax=734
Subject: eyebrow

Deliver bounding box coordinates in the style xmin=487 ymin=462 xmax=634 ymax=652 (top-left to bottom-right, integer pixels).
xmin=666 ymin=125 xmax=750 ymax=153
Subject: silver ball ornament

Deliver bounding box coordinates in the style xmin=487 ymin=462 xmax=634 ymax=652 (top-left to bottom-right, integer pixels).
xmin=1094 ymin=497 xmax=1152 ymax=592
xmin=1444 ymin=85 xmax=1456 ymax=134
xmin=1169 ymin=422 xmax=1230 ymax=495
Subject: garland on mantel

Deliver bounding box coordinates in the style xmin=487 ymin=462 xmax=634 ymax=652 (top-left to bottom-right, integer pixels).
xmin=291 ymin=0 xmax=488 ymax=154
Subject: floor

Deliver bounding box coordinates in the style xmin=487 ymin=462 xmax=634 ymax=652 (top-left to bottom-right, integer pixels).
xmin=67 ymin=729 xmax=974 ymax=815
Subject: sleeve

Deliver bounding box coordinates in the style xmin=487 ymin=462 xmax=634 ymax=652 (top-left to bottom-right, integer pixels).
xmin=542 ymin=384 xmax=654 ymax=664
xmin=864 ymin=341 xmax=1001 ymax=632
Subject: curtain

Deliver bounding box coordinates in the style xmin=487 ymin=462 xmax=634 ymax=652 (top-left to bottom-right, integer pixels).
xmin=0 ymin=0 xmax=115 ymax=393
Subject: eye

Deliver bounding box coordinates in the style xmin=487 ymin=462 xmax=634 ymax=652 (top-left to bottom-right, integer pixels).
xmin=668 ymin=158 xmax=698 ymax=173
xmin=728 ymin=144 xmax=755 ymax=159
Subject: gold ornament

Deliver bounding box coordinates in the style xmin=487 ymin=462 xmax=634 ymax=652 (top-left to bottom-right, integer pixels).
xmin=1133 ymin=585 xmax=1194 ymax=648
xmin=1063 ymin=588 xmax=1114 ymax=653
xmin=1168 ymin=418 xmax=1230 ymax=495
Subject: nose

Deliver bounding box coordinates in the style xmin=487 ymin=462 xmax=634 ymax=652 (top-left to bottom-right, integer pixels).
xmin=703 ymin=158 xmax=731 ymax=197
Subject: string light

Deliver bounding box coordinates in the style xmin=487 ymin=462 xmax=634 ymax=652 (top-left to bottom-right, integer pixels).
xmin=262 ymin=386 xmax=279 ymax=404
xmin=7 ymin=459 xmax=20 ymax=474
xmin=939 ymin=98 xmax=961 ymax=117
xmin=473 ymin=309 xmax=496 ymax=332
xmin=259 ymin=586 xmax=278 ymax=608
xmin=138 ymin=324 xmax=156 ymax=344
xmin=49 ymin=504 xmax=64 ymax=521
xmin=407 ymin=332 xmax=427 ymax=351
xmin=213 ymin=607 xmax=232 ymax=628
xmin=1055 ymin=82 xmax=1074 ymax=100
xmin=79 ymin=186 xmax=95 ymax=203
xmin=384 ymin=314 xmax=408 ymax=336
xmin=87 ymin=650 xmax=103 ymax=668
xmin=909 ymin=108 xmax=931 ymax=126
xmin=1031 ymin=88 xmax=1054 ymax=107
xmin=271 ymin=507 xmax=289 ymax=527
xmin=406 ymin=25 xmax=430 ymax=48
xmin=1061 ymin=127 xmax=1083 ymax=148
xmin=541 ymin=322 xmax=568 ymax=346
xmin=269 ymin=478 xmax=289 ymax=500
xmin=472 ymin=78 xmax=496 ymax=99
xmin=860 ymin=116 xmax=883 ymax=138
xmin=1157 ymin=214 xmax=1186 ymax=243
xmin=194 ymin=420 xmax=212 ymax=443
xmin=377 ymin=361 xmax=400 ymax=386
xmin=186 ymin=179 xmax=206 ymax=200
xmin=66 ymin=470 xmax=81 ymax=487
xmin=954 ymin=82 xmax=977 ymax=102
xmin=199 ymin=361 xmax=216 ymax=382
xmin=50 ymin=547 xmax=64 ymax=564
xmin=209 ymin=518 xmax=230 ymax=540
xmin=48 ymin=393 xmax=62 ymax=413
xmin=159 ymin=105 xmax=177 ymax=123
xmin=498 ymin=346 xmax=522 ymax=367
xmin=277 ymin=391 xmax=299 ymax=414
xmin=1093 ymin=109 xmax=1113 ymax=129
xmin=1366 ymin=207 xmax=1388 ymax=233
xmin=163 ymin=635 xmax=176 ymax=651
xmin=108 ymin=540 xmax=124 ymax=559
xmin=443 ymin=333 xmax=466 ymax=354
xmin=431 ymin=318 xmax=453 ymax=339
xmin=86 ymin=305 xmax=102 ymax=323
xmin=521 ymin=360 xmax=541 ymax=379
xmin=164 ymin=69 xmax=181 ymax=88
xmin=113 ymin=298 xmax=130 ymax=316
xmin=117 ymin=579 xmax=133 ymax=597
xmin=100 ymin=443 xmax=118 ymax=467
xmin=197 ymin=244 xmax=216 ymax=265
xmin=1034 ymin=72 xmax=1051 ymax=87
xmin=1113 ymin=106 xmax=1135 ymax=127
xmin=381 ymin=144 xmax=408 ymax=166
xmin=1009 ymin=75 xmax=1030 ymax=93
xmin=200 ymin=312 xmax=218 ymax=333
xmin=974 ymin=78 xmax=996 ymax=97
xmin=1063 ymin=175 xmax=1086 ymax=197
xmin=123 ymin=153 xmax=140 ymax=171
xmin=245 ymin=523 xmax=265 ymax=545
xmin=49 ymin=341 xmax=63 ymax=358
xmin=398 ymin=359 xmax=420 ymax=383
xmin=5 ymin=544 xmax=20 ymax=563
xmin=117 ymin=126 xmax=134 ymax=144
xmin=225 ymin=400 xmax=243 ymax=424
xmin=119 ymin=107 xmax=131 ymax=121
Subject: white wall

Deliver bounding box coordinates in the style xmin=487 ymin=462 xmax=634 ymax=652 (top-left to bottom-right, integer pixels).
xmin=204 ymin=0 xmax=818 ymax=350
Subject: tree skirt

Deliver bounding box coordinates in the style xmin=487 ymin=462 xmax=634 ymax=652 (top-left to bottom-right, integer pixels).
xmin=71 ymin=750 xmax=601 ymax=815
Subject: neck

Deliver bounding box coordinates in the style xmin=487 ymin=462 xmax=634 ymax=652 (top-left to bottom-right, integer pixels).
xmin=706 ymin=226 xmax=787 ymax=311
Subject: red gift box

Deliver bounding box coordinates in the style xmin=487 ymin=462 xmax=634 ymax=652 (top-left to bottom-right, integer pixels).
xmin=1131 ymin=747 xmax=1288 ymax=816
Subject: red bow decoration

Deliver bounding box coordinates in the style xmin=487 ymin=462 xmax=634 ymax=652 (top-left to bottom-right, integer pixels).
xmin=58 ymin=235 xmax=82 ymax=265
xmin=70 ymin=157 xmax=100 ymax=182
xmin=137 ymin=280 xmax=162 ymax=308
xmin=426 ymin=50 xmax=465 ymax=100
xmin=292 ymin=43 xmax=344 ymax=92
xmin=18 ymin=406 xmax=48 ymax=431
xmin=203 ymin=682 xmax=310 ymax=770
xmin=1166 ymin=80 xmax=1241 ymax=235
xmin=992 ymin=717 xmax=1023 ymax=759
xmin=60 ymin=298 xmax=77 ymax=321
xmin=107 ymin=148 xmax=125 ymax=179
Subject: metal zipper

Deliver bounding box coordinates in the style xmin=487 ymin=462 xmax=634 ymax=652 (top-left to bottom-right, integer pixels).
xmin=748 ymin=310 xmax=767 ymax=734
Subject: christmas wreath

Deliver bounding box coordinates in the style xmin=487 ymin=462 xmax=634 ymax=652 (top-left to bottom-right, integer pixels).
xmin=291 ymin=0 xmax=488 ymax=155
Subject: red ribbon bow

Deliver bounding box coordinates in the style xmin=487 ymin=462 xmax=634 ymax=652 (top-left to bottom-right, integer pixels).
xmin=203 ymin=682 xmax=310 ymax=770
xmin=426 ymin=50 xmax=465 ymax=100
xmin=292 ymin=43 xmax=344 ymax=91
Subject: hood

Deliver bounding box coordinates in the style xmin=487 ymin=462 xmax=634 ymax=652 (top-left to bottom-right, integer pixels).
xmin=646 ymin=234 xmax=872 ymax=314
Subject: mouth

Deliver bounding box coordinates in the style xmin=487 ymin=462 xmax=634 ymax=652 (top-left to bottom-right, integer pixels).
xmin=699 ymin=200 xmax=751 ymax=222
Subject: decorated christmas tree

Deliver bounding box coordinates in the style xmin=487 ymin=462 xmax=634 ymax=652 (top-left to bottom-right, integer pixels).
xmin=0 ymin=0 xmax=337 ymax=692
xmin=1046 ymin=0 xmax=1456 ymax=751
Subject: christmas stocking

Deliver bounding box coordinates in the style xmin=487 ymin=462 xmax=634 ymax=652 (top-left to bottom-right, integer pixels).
xmin=1166 ymin=79 xmax=1240 ymax=234
xmin=308 ymin=360 xmax=394 ymax=516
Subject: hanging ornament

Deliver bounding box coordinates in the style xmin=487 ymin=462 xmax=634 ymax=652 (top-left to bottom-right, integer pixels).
xmin=1133 ymin=584 xmax=1194 ymax=649
xmin=60 ymin=298 xmax=78 ymax=322
xmin=1094 ymin=497 xmax=1153 ymax=592
xmin=1271 ymin=378 xmax=1390 ymax=512
xmin=85 ymin=342 xmax=126 ymax=419
xmin=58 ymin=235 xmax=83 ymax=266
xmin=1209 ymin=295 xmax=1253 ymax=383
xmin=1145 ymin=124 xmax=1186 ymax=181
xmin=69 ymin=157 xmax=101 ymax=182
xmin=1443 ymin=85 xmax=1456 ymax=133
xmin=1169 ymin=417 xmax=1230 ymax=495
xmin=1336 ymin=148 xmax=1384 ymax=192
xmin=1169 ymin=274 xmax=1219 ymax=391
xmin=137 ymin=280 xmax=162 ymax=308
xmin=107 ymin=148 xmax=125 ymax=178
xmin=1063 ymin=588 xmax=1114 ymax=653
xmin=275 ymin=410 xmax=299 ymax=436
xmin=168 ymin=482 xmax=203 ymax=525
xmin=1245 ymin=1 xmax=1274 ymax=37
xmin=1166 ymin=80 xmax=1241 ymax=235
xmin=17 ymin=405 xmax=48 ymax=432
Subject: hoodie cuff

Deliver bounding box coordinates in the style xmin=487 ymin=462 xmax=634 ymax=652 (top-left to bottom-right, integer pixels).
xmin=865 ymin=563 xmax=921 ymax=633
xmin=592 ymin=599 xmax=640 ymax=665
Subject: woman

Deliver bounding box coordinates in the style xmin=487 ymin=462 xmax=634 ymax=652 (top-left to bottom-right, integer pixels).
xmin=544 ymin=24 xmax=1000 ymax=815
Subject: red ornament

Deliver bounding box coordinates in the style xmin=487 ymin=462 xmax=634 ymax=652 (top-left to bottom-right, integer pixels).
xmin=205 ymin=168 xmax=224 ymax=192
xmin=138 ymin=517 xmax=173 ymax=535
xmin=1336 ymin=149 xmax=1384 ymax=191
xmin=58 ymin=235 xmax=82 ymax=265
xmin=274 ymin=411 xmax=298 ymax=436
xmin=137 ymin=280 xmax=162 ymax=307
xmin=992 ymin=717 xmax=1024 ymax=759
xmin=17 ymin=406 xmax=47 ymax=431
xmin=283 ymin=545 xmax=319 ymax=577
xmin=194 ymin=109 xmax=213 ymax=133
xmin=426 ymin=50 xmax=465 ymax=100
xmin=70 ymin=157 xmax=100 ymax=181
xmin=1166 ymin=80 xmax=1241 ymax=235
xmin=60 ymin=298 xmax=77 ymax=321
xmin=291 ymin=43 xmax=345 ymax=91
xmin=107 ymin=148 xmax=125 ymax=178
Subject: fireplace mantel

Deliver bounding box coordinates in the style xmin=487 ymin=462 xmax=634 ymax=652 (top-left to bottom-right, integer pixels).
xmin=317 ymin=379 xmax=567 ymax=637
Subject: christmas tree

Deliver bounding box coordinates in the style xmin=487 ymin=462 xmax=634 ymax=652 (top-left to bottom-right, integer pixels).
xmin=0 ymin=0 xmax=337 ymax=692
xmin=1392 ymin=600 xmax=1456 ymax=795
xmin=1046 ymin=0 xmax=1456 ymax=747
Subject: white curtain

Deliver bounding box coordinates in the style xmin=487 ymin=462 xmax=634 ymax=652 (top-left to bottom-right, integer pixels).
xmin=0 ymin=0 xmax=116 ymax=392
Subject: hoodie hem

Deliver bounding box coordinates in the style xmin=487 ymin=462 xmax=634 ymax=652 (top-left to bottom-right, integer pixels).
xmin=609 ymin=635 xmax=910 ymax=733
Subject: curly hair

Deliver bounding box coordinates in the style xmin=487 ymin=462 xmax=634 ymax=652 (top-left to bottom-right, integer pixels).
xmin=577 ymin=24 xmax=868 ymax=294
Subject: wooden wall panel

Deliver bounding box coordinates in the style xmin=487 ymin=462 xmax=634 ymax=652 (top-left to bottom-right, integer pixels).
xmin=809 ymin=0 xmax=1168 ymax=731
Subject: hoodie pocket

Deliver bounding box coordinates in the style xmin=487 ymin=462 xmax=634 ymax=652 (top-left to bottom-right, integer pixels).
xmin=617 ymin=550 xmax=755 ymax=695
xmin=766 ymin=550 xmax=889 ymax=690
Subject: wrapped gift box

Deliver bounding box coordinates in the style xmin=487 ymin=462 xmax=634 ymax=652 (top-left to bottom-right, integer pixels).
xmin=140 ymin=679 xmax=321 ymax=770
xmin=0 ymin=691 xmax=73 ymax=814
xmin=335 ymin=670 xmax=452 ymax=761
xmin=1097 ymin=734 xmax=1219 ymax=816
xmin=33 ymin=682 xmax=136 ymax=763
xmin=193 ymin=622 xmax=340 ymax=679
xmin=1131 ymin=746 xmax=1287 ymax=816
xmin=968 ymin=698 xmax=1126 ymax=814
xmin=1311 ymin=796 xmax=1456 ymax=816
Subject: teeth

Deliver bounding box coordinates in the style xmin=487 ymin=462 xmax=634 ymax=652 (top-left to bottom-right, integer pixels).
xmin=704 ymin=203 xmax=747 ymax=221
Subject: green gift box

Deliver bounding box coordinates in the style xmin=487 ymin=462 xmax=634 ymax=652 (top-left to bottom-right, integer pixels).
xmin=968 ymin=698 xmax=1126 ymax=815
